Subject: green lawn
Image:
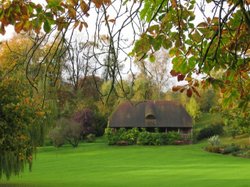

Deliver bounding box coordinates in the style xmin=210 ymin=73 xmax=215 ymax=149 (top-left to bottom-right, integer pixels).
xmin=1 ymin=142 xmax=250 ymax=187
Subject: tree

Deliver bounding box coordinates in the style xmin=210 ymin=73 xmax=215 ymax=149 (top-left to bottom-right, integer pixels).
xmin=73 ymin=108 xmax=95 ymax=137
xmin=62 ymin=119 xmax=83 ymax=148
xmin=49 ymin=118 xmax=82 ymax=148
xmin=0 ymin=0 xmax=249 ymax=178
xmin=63 ymin=40 xmax=97 ymax=92
xmin=135 ymin=48 xmax=173 ymax=97
xmin=199 ymin=88 xmax=217 ymax=112
xmin=0 ymin=0 xmax=249 ymax=107
xmin=0 ymin=37 xmax=46 ymax=179
xmin=131 ymin=0 xmax=249 ymax=110
xmin=186 ymin=97 xmax=201 ymax=121
xmin=132 ymin=73 xmax=160 ymax=100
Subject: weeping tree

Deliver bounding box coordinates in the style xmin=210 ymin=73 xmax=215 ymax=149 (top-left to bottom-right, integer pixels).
xmin=0 ymin=59 xmax=45 ymax=179
xmin=0 ymin=35 xmax=54 ymax=179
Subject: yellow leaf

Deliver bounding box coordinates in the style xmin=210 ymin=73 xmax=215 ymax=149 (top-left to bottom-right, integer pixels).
xmin=68 ymin=7 xmax=76 ymax=18
xmin=23 ymin=21 xmax=32 ymax=31
xmin=14 ymin=21 xmax=24 ymax=33
xmin=80 ymin=0 xmax=89 ymax=14
xmin=69 ymin=0 xmax=78 ymax=6
xmin=36 ymin=111 xmax=45 ymax=117
xmin=74 ymin=20 xmax=80 ymax=28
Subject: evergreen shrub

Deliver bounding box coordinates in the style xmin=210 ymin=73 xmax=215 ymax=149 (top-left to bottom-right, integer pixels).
xmin=105 ymin=128 xmax=183 ymax=146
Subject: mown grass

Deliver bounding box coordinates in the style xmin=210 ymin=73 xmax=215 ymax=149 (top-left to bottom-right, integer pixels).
xmin=1 ymin=141 xmax=250 ymax=187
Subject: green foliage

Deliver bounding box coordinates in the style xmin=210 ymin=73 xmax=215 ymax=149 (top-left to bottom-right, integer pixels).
xmin=166 ymin=131 xmax=182 ymax=145
xmin=222 ymin=107 xmax=250 ymax=137
xmin=0 ymin=36 xmax=55 ymax=179
xmin=0 ymin=76 xmax=45 ymax=179
xmin=222 ymin=144 xmax=240 ymax=155
xmin=132 ymin=0 xmax=250 ymax=109
xmin=105 ymin=128 xmax=136 ymax=145
xmin=199 ymin=89 xmax=217 ymax=112
xmin=197 ymin=124 xmax=224 ymax=141
xmin=132 ymin=74 xmax=160 ymax=100
xmin=186 ymin=97 xmax=200 ymax=120
xmin=105 ymin=128 xmax=183 ymax=146
xmin=137 ymin=130 xmax=153 ymax=145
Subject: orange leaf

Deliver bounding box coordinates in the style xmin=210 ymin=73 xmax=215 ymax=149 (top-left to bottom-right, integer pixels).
xmin=103 ymin=0 xmax=111 ymax=5
xmin=82 ymin=21 xmax=88 ymax=28
xmin=0 ymin=24 xmax=6 ymax=35
xmin=170 ymin=70 xmax=179 ymax=76
xmin=172 ymin=86 xmax=182 ymax=92
xmin=186 ymin=88 xmax=192 ymax=97
xmin=177 ymin=74 xmax=185 ymax=81
xmin=92 ymin=0 xmax=102 ymax=8
xmin=171 ymin=0 xmax=177 ymax=8
xmin=108 ymin=19 xmax=115 ymax=23
xmin=79 ymin=22 xmax=83 ymax=31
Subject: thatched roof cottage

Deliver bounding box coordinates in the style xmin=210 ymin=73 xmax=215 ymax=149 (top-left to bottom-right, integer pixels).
xmin=109 ymin=100 xmax=192 ymax=134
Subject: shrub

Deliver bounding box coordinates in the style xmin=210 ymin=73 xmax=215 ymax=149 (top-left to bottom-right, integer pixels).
xmin=93 ymin=113 xmax=107 ymax=137
xmin=205 ymin=145 xmax=222 ymax=153
xmin=166 ymin=131 xmax=181 ymax=144
xmin=120 ymin=128 xmax=140 ymax=145
xmin=151 ymin=133 xmax=164 ymax=145
xmin=137 ymin=129 xmax=152 ymax=145
xmin=105 ymin=128 xmax=185 ymax=146
xmin=48 ymin=126 xmax=65 ymax=148
xmin=226 ymin=125 xmax=240 ymax=139
xmin=205 ymin=135 xmax=223 ymax=153
xmin=197 ymin=124 xmax=224 ymax=140
xmin=222 ymin=144 xmax=240 ymax=154
xmin=72 ymin=108 xmax=95 ymax=137
xmin=208 ymin=135 xmax=221 ymax=146
xmin=239 ymin=150 xmax=250 ymax=158
xmin=105 ymin=128 xmax=119 ymax=145
xmin=49 ymin=118 xmax=83 ymax=148
xmin=61 ymin=119 xmax=82 ymax=148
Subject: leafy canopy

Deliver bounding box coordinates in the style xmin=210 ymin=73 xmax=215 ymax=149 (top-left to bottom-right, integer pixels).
xmin=131 ymin=0 xmax=249 ymax=110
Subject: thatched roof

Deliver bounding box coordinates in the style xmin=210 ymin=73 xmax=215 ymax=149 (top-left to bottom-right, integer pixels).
xmin=109 ymin=100 xmax=192 ymax=128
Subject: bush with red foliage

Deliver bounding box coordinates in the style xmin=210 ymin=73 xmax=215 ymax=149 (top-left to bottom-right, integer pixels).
xmin=72 ymin=108 xmax=95 ymax=137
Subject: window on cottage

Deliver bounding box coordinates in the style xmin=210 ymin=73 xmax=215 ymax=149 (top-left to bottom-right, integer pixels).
xmin=145 ymin=114 xmax=156 ymax=126
xmin=145 ymin=114 xmax=156 ymax=119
